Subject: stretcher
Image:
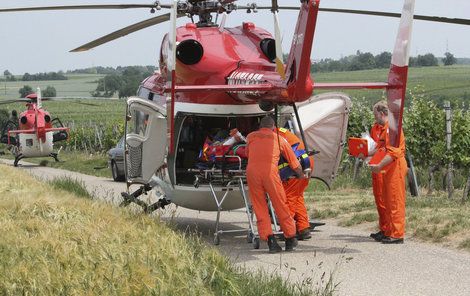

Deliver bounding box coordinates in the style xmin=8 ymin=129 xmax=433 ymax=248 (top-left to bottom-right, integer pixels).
xmin=189 ymin=155 xmax=281 ymax=248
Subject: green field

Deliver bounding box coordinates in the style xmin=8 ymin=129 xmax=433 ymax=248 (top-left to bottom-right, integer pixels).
xmin=313 ymin=65 xmax=470 ymax=103
xmin=0 ymin=74 xmax=126 ymax=126
xmin=1 ymin=65 xmax=469 ymax=124
xmin=0 ymin=74 xmax=105 ymax=100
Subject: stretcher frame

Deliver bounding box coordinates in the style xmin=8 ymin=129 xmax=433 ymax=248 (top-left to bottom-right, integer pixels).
xmin=190 ymin=155 xmax=281 ymax=248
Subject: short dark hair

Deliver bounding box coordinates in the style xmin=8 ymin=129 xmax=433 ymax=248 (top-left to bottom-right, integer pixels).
xmin=259 ymin=116 xmax=275 ymax=128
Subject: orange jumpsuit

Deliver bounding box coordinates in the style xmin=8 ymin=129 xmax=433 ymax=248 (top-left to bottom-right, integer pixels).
xmin=246 ymin=128 xmax=300 ymax=241
xmin=378 ymin=123 xmax=408 ymax=239
xmin=277 ymin=128 xmax=312 ymax=233
xmin=370 ymin=123 xmax=388 ymax=234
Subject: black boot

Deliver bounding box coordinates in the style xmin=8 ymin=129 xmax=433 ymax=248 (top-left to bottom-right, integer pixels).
xmin=370 ymin=231 xmax=386 ymax=242
xmin=267 ymin=235 xmax=282 ymax=253
xmin=285 ymin=237 xmax=298 ymax=252
xmin=297 ymin=228 xmax=312 ymax=241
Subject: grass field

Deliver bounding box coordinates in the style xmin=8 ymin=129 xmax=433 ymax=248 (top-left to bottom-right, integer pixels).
xmin=0 ymin=98 xmax=126 ymax=126
xmin=0 ymin=165 xmax=334 ymax=295
xmin=314 ymin=65 xmax=470 ymax=103
xmin=0 ymin=74 xmax=126 ymax=126
xmin=0 ymin=74 xmax=104 ymax=100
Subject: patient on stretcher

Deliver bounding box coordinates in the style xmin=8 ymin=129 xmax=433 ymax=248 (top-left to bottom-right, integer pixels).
xmin=198 ymin=128 xmax=248 ymax=168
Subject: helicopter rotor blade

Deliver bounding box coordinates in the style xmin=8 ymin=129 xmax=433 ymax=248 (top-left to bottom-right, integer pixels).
xmin=270 ymin=0 xmax=285 ymax=79
xmin=0 ymin=4 xmax=171 ymax=13
xmin=70 ymin=13 xmax=174 ymax=52
xmin=36 ymin=87 xmax=42 ymax=109
xmin=273 ymin=12 xmax=285 ymax=79
xmin=318 ymin=7 xmax=470 ymax=26
xmin=0 ymin=99 xmax=31 ymax=105
xmin=167 ymin=0 xmax=178 ymax=75
xmin=41 ymin=97 xmax=102 ymax=106
xmin=250 ymin=5 xmax=470 ymax=26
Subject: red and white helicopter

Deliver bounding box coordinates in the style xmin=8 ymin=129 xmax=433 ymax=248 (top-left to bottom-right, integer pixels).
xmin=2 ymin=0 xmax=469 ymax=226
xmin=0 ymin=89 xmax=69 ymax=166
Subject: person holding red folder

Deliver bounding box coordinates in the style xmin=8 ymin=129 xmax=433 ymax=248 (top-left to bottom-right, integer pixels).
xmin=369 ymin=101 xmax=408 ymax=244
xmin=369 ymin=119 xmax=389 ymax=242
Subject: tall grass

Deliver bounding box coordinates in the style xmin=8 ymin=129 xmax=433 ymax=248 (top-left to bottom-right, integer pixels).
xmin=0 ymin=165 xmax=334 ymax=295
xmin=48 ymin=176 xmax=94 ymax=199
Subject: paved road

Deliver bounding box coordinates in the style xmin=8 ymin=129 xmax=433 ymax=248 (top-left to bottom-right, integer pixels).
xmin=3 ymin=159 xmax=470 ymax=296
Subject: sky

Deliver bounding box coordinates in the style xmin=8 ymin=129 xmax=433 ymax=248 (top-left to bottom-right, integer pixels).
xmin=1 ymin=0 xmax=469 ymax=74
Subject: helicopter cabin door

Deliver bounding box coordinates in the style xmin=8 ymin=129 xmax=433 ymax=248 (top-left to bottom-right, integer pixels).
xmin=125 ymin=97 xmax=167 ymax=184
xmin=292 ymin=93 xmax=352 ymax=188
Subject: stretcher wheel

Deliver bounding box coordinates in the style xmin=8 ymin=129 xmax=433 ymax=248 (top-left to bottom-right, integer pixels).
xmin=213 ymin=234 xmax=220 ymax=245
xmin=253 ymin=237 xmax=260 ymax=249
xmin=247 ymin=232 xmax=254 ymax=243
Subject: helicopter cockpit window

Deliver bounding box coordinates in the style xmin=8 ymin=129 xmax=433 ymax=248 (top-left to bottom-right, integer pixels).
xmin=127 ymin=109 xmax=150 ymax=137
xmin=137 ymin=87 xmax=150 ymax=100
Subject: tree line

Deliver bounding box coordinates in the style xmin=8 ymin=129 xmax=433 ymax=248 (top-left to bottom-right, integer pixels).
xmin=91 ymin=66 xmax=156 ymax=98
xmin=311 ymin=51 xmax=457 ymax=73
xmin=2 ymin=70 xmax=67 ymax=82
xmin=67 ymin=65 xmax=156 ymax=76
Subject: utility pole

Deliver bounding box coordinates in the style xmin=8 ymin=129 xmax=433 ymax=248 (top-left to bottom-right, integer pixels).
xmin=444 ymin=101 xmax=454 ymax=199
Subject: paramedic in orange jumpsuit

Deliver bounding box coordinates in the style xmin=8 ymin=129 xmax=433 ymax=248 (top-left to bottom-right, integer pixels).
xmin=277 ymin=127 xmax=313 ymax=240
xmin=369 ymin=118 xmax=388 ymax=242
xmin=246 ymin=116 xmax=305 ymax=252
xmin=369 ymin=101 xmax=408 ymax=244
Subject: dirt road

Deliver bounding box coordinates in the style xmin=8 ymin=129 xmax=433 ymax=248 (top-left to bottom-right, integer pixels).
xmin=3 ymin=159 xmax=470 ymax=296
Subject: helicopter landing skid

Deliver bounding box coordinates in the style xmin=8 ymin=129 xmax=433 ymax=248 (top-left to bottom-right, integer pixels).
xmin=13 ymin=154 xmax=24 ymax=167
xmin=50 ymin=152 xmax=60 ymax=162
xmin=120 ymin=184 xmax=171 ymax=214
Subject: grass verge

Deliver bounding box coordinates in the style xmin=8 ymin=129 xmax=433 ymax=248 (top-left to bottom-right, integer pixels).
xmin=0 ymin=165 xmax=334 ymax=295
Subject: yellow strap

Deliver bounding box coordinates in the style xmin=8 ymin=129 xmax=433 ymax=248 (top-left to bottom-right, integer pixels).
xmin=278 ymin=162 xmax=289 ymax=170
xmin=278 ymin=127 xmax=287 ymax=133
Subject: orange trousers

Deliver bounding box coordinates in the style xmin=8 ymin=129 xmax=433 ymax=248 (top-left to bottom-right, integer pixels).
xmin=383 ymin=157 xmax=408 ymax=239
xmin=372 ymin=172 xmax=388 ymax=233
xmin=247 ymin=168 xmax=296 ymax=241
xmin=283 ymin=178 xmax=310 ymax=232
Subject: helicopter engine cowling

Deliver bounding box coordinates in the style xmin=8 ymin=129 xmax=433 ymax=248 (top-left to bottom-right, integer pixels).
xmin=156 ymin=22 xmax=280 ymax=105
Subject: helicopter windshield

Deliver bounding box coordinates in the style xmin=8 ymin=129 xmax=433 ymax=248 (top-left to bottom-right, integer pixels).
xmin=127 ymin=109 xmax=150 ymax=138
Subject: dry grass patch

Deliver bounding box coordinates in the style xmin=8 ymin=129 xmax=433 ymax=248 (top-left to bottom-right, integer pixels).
xmin=0 ymin=165 xmax=333 ymax=295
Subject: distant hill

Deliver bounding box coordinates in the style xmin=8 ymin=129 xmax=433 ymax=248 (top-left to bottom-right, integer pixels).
xmin=457 ymin=58 xmax=470 ymax=65
xmin=67 ymin=65 xmax=157 ymax=75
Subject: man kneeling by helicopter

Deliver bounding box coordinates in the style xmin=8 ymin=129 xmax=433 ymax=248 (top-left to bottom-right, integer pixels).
xmin=246 ymin=116 xmax=306 ymax=253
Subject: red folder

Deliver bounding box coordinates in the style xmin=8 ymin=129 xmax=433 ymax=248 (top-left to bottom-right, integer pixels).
xmin=348 ymin=137 xmax=368 ymax=157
